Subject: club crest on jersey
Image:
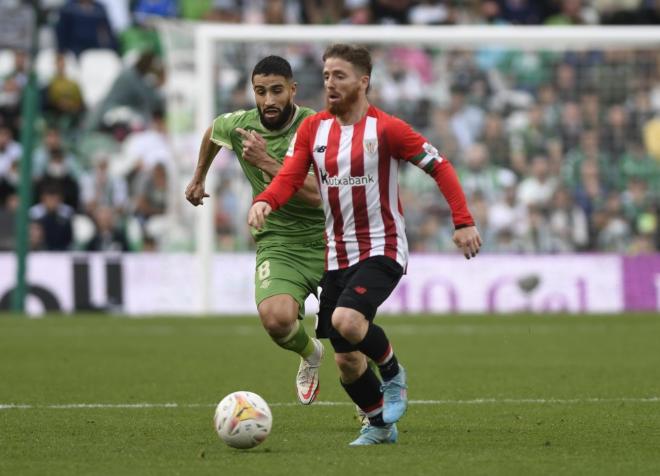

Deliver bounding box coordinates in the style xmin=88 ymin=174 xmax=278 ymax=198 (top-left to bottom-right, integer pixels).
xmin=364 ymin=139 xmax=378 ymax=155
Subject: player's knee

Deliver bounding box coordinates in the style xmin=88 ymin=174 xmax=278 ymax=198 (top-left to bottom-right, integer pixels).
xmin=258 ymin=301 xmax=296 ymax=337
xmin=331 ymin=308 xmax=364 ymax=341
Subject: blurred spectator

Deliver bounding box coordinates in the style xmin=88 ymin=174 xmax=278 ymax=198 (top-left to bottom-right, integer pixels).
xmin=496 ymin=0 xmax=542 ymax=24
xmin=619 ymin=142 xmax=660 ymax=193
xmin=29 ymin=222 xmax=46 ymax=251
xmin=600 ymin=104 xmax=630 ymax=160
xmin=479 ymin=112 xmax=512 ymax=169
xmin=80 ymin=153 xmax=129 ymax=215
xmin=0 ymin=125 xmax=22 ymax=177
xmin=425 ymin=108 xmax=460 ymax=163
xmin=595 ymin=193 xmax=632 ymax=251
xmin=342 ymin=0 xmax=373 ymax=24
xmin=408 ymin=0 xmax=453 ymax=25
xmin=56 ymin=0 xmax=118 ymax=56
xmin=458 ymin=142 xmax=516 ymax=203
xmin=133 ymin=0 xmax=178 ymax=24
xmin=449 ymin=85 xmax=485 ymax=151
xmin=488 ymin=177 xmax=529 ymax=245
xmin=519 ymin=205 xmax=554 ymax=252
xmin=558 ymin=101 xmax=582 ymax=152
xmin=86 ymin=51 xmax=164 ymax=131
xmin=545 ymin=0 xmax=590 ymax=25
xmin=43 ymin=53 xmax=85 ymax=129
xmin=116 ymin=108 xmax=173 ymax=181
xmin=0 ymin=157 xmax=18 ymax=208
xmin=371 ymin=0 xmax=413 ymax=24
xmin=32 ymin=127 xmax=81 ymax=179
xmin=547 ymin=186 xmax=589 ymax=251
xmin=0 ymin=192 xmax=17 ymax=251
xmin=133 ymin=162 xmax=167 ymax=224
xmin=0 ymin=50 xmax=29 ymax=132
xmin=203 ymin=0 xmax=242 ymax=22
xmin=510 ymin=105 xmax=552 ymax=175
xmin=29 ymin=185 xmax=74 ymax=251
xmin=34 ymin=147 xmax=80 ymax=210
xmin=571 ymin=158 xmax=607 ymax=245
xmin=301 ymin=0 xmax=343 ymax=24
xmin=85 ymin=206 xmax=130 ymax=252
xmin=517 ymin=155 xmax=559 ymax=208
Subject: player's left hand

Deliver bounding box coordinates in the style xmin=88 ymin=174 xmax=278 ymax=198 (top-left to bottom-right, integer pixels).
xmin=453 ymin=225 xmax=482 ymax=260
xmin=236 ymin=128 xmax=268 ymax=168
xmin=248 ymin=201 xmax=272 ymax=230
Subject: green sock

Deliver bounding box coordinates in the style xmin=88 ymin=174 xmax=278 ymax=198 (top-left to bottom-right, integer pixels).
xmin=274 ymin=321 xmax=315 ymax=358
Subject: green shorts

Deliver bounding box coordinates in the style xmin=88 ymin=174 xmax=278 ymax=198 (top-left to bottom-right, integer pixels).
xmin=254 ymin=240 xmax=326 ymax=319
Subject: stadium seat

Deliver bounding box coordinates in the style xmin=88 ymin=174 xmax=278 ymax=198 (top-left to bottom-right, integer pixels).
xmin=72 ymin=214 xmax=96 ymax=249
xmin=79 ymin=49 xmax=122 ymax=108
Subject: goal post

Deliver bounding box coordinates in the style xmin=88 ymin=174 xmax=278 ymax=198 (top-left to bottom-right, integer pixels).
xmin=158 ymin=23 xmax=660 ymax=314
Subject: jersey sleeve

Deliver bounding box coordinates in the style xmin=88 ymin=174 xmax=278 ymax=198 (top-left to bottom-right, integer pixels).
xmin=388 ymin=117 xmax=474 ymax=228
xmin=254 ymin=117 xmax=314 ymax=211
xmin=210 ymin=110 xmax=246 ymax=149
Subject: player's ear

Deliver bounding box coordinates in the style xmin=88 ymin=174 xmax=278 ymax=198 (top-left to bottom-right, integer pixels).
xmin=360 ymin=75 xmax=370 ymax=92
xmin=290 ymin=80 xmax=297 ymax=98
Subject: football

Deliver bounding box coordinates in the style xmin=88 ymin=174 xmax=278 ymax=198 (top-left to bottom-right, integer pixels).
xmin=213 ymin=391 xmax=273 ymax=449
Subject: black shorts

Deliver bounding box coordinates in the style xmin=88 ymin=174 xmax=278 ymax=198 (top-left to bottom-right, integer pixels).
xmin=316 ymin=255 xmax=404 ymax=353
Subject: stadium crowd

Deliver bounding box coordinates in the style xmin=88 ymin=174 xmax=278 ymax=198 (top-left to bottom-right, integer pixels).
xmin=0 ymin=0 xmax=659 ymax=254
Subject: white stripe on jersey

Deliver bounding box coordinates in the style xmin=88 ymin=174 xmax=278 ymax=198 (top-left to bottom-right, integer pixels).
xmin=389 ymin=157 xmax=409 ymax=268
xmin=313 ymin=119 xmax=335 ymax=268
xmin=336 ymin=125 xmax=361 ymax=266
xmin=364 ymin=116 xmax=385 ymax=259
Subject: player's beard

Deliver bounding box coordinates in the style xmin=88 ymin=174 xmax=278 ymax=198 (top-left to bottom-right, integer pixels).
xmin=326 ymin=85 xmax=360 ymax=116
xmin=258 ymin=102 xmax=295 ymax=131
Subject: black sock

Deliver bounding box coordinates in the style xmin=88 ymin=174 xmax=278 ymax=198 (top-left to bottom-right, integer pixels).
xmin=341 ymin=366 xmax=385 ymax=427
xmin=356 ymin=323 xmax=400 ymax=381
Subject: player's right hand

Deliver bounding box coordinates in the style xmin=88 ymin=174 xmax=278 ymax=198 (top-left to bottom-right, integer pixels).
xmin=185 ymin=180 xmax=209 ymax=206
xmin=248 ymin=201 xmax=272 ymax=230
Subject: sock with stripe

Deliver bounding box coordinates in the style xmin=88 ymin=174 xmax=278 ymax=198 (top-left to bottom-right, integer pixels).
xmin=356 ymin=323 xmax=400 ymax=381
xmin=341 ymin=366 xmax=385 ymax=427
xmin=272 ymin=320 xmax=315 ymax=359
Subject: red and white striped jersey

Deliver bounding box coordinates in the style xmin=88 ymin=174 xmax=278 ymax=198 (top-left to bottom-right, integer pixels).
xmin=255 ymin=105 xmax=473 ymax=271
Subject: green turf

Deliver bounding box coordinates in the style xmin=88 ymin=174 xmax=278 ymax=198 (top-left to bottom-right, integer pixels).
xmin=1 ymin=314 xmax=659 ymax=475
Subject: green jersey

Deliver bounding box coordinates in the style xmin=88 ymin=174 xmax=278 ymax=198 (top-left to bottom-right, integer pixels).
xmin=210 ymin=106 xmax=325 ymax=245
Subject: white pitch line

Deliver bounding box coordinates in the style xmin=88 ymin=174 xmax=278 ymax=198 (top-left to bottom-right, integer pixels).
xmin=1 ymin=397 xmax=659 ymax=411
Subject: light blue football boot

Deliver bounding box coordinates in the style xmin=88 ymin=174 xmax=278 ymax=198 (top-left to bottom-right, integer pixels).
xmin=349 ymin=423 xmax=398 ymax=446
xmin=381 ymin=364 xmax=408 ymax=424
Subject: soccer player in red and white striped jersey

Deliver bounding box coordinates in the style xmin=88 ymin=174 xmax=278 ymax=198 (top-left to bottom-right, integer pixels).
xmin=249 ymin=44 xmax=481 ymax=445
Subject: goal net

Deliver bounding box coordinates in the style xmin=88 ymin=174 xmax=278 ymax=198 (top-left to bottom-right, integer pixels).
xmin=157 ymin=24 xmax=660 ymax=312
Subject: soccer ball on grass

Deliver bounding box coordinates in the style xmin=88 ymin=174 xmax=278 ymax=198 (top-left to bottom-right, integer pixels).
xmin=213 ymin=391 xmax=272 ymax=449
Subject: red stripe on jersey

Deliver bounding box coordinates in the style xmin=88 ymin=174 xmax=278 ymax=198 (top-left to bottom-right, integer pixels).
xmin=324 ymin=121 xmax=349 ymax=268
xmin=311 ymin=160 xmax=330 ymax=269
xmin=377 ymin=120 xmax=398 ymax=261
xmin=350 ymin=118 xmax=371 ymax=261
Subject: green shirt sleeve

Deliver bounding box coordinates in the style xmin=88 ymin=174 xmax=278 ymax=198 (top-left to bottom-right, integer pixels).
xmin=210 ymin=110 xmax=248 ymax=149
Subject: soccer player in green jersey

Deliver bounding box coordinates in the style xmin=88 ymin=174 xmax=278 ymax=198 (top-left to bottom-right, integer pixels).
xmin=185 ymin=56 xmax=326 ymax=404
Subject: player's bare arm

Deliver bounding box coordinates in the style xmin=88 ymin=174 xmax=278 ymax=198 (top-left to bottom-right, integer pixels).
xmin=236 ymin=128 xmax=321 ymax=207
xmin=185 ymin=126 xmax=220 ymax=206
xmin=248 ymin=201 xmax=272 ymax=229
xmin=453 ymin=225 xmax=482 ymax=260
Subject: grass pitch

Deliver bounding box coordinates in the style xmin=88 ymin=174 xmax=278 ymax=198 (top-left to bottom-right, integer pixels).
xmin=1 ymin=314 xmax=659 ymax=476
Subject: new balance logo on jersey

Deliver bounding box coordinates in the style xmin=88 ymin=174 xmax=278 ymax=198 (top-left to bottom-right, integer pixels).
xmin=319 ymin=169 xmax=374 ymax=187
xmin=314 ymin=145 xmax=327 ymax=153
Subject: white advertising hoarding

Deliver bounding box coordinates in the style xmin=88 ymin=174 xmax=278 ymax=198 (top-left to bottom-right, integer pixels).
xmin=0 ymin=252 xmax=641 ymax=315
